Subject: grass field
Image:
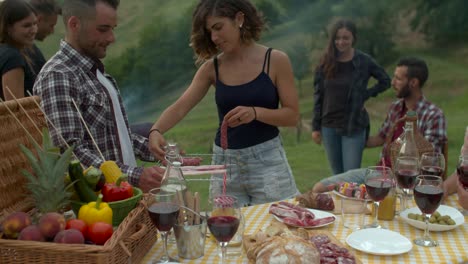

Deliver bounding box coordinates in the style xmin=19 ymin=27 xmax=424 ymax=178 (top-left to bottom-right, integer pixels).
xmin=36 ymin=2 xmax=468 ymax=208
xmin=134 ymin=47 xmax=468 ymax=208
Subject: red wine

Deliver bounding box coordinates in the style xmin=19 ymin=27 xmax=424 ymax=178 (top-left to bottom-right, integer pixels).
xmin=414 ymin=185 xmax=443 ymax=214
xmin=147 ymin=202 xmax=179 ymax=232
xmin=421 ymin=166 xmax=443 ymax=176
xmin=396 ymin=169 xmax=419 ymax=189
xmin=457 ymin=165 xmax=468 ymax=190
xmin=207 ymin=216 xmax=240 ymax=243
xmin=365 ymin=179 xmax=392 ymax=201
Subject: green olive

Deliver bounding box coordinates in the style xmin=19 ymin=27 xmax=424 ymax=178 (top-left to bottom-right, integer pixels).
xmin=408 ymin=213 xmax=417 ymax=220
xmin=433 ymin=211 xmax=441 ymax=218
xmin=447 ymin=219 xmax=456 ymax=225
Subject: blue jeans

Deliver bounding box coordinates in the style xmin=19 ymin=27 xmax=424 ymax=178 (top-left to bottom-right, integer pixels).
xmin=319 ymin=168 xmax=367 ymax=187
xmin=210 ymin=136 xmax=299 ymax=206
xmin=321 ymin=127 xmax=366 ymax=175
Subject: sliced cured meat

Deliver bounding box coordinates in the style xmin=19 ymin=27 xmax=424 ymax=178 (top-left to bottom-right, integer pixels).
xmin=310 ymin=234 xmax=331 ymax=247
xmin=337 ymin=256 xmax=356 ymax=264
xmin=220 ymin=120 xmax=228 ymax=150
xmin=318 ymin=246 xmax=335 ymax=257
xmin=303 ymin=216 xmax=336 ymax=227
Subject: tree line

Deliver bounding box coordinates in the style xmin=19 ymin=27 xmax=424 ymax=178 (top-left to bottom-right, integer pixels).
xmin=106 ymin=0 xmax=466 ymax=107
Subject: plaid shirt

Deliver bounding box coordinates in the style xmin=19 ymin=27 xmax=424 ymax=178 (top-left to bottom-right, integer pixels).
xmin=377 ymin=96 xmax=447 ymax=165
xmin=33 ymin=40 xmax=155 ymax=186
xmin=313 ymin=49 xmax=390 ymax=135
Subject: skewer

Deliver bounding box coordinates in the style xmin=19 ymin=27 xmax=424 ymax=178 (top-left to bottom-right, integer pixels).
xmin=0 ymin=97 xmax=41 ymax=148
xmin=71 ymin=99 xmax=106 ymax=161
xmin=6 ymin=87 xmax=42 ymax=135
xmin=27 ymin=91 xmax=84 ymax=169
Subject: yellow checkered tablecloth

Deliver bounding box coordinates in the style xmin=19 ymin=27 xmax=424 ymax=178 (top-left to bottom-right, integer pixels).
xmin=141 ymin=194 xmax=468 ymax=263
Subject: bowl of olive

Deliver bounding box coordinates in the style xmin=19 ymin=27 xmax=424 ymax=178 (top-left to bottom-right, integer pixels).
xmin=399 ymin=205 xmax=465 ymax=232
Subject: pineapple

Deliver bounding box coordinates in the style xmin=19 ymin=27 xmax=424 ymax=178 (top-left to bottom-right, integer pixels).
xmin=19 ymin=128 xmax=75 ymax=214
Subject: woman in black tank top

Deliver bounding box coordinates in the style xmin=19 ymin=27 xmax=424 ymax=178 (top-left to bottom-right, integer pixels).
xmin=149 ymin=0 xmax=300 ymax=205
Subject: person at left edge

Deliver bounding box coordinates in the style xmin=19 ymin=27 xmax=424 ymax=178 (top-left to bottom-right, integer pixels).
xmin=33 ymin=0 xmax=164 ymax=193
xmin=0 ymin=0 xmax=38 ymax=100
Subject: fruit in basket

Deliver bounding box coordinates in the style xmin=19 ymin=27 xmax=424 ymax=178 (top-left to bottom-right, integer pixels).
xmin=87 ymin=222 xmax=113 ymax=245
xmin=19 ymin=128 xmax=75 ymax=213
xmin=18 ymin=225 xmax=45 ymax=241
xmin=69 ymin=160 xmax=98 ymax=203
xmin=101 ymin=175 xmax=134 ymax=202
xmin=1 ymin=212 xmax=32 ymax=239
xmin=66 ymin=219 xmax=87 ymax=238
xmin=54 ymin=229 xmax=85 ymax=244
xmin=38 ymin=212 xmax=66 ymax=240
xmin=84 ymin=167 xmax=106 ymax=192
xmin=100 ymin=160 xmax=123 ymax=183
xmin=78 ymin=194 xmax=113 ymax=226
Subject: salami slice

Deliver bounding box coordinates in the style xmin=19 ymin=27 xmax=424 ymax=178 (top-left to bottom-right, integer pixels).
xmin=309 ymin=234 xmax=330 ymax=247
xmin=337 ymin=256 xmax=356 ymax=264
xmin=320 ymin=256 xmax=337 ymax=264
xmin=319 ymin=246 xmax=335 ymax=257
xmin=220 ymin=120 xmax=228 ymax=150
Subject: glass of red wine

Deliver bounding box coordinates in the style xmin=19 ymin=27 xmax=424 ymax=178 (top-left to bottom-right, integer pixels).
xmin=413 ymin=175 xmax=444 ymax=247
xmin=420 ymin=152 xmax=445 ymax=177
xmin=208 ymin=195 xmax=241 ymax=263
xmin=457 ymin=155 xmax=468 ymax=215
xmin=394 ymin=156 xmax=419 ymax=211
xmin=364 ymin=166 xmax=394 ymax=228
xmin=148 ymin=188 xmax=180 ymax=263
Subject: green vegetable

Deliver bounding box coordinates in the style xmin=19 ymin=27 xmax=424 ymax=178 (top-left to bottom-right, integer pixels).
xmin=69 ymin=160 xmax=98 ymax=202
xmin=84 ymin=167 xmax=105 ymax=191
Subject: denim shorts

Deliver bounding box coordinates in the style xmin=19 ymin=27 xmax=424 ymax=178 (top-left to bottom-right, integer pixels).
xmin=210 ymin=136 xmax=299 ymax=206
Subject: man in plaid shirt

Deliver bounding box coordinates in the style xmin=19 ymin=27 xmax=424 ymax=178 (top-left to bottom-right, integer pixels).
xmin=34 ymin=0 xmax=163 ymax=192
xmin=313 ymin=57 xmax=447 ymax=192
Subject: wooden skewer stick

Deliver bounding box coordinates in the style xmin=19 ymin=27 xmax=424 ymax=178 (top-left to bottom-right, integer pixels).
xmin=194 ymin=192 xmax=200 ymax=225
xmin=26 ymin=91 xmax=72 ymax=149
xmin=71 ymin=99 xmax=106 ymax=161
xmin=26 ymin=91 xmax=84 ymax=169
xmin=0 ymin=96 xmax=41 ymax=148
xmin=6 ymin=87 xmax=42 ymax=135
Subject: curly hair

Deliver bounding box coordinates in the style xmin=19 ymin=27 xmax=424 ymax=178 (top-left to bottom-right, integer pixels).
xmin=317 ymin=19 xmax=357 ymax=79
xmin=190 ymin=0 xmax=265 ymax=65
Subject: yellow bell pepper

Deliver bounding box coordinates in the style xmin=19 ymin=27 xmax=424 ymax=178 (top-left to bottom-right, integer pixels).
xmin=78 ymin=194 xmax=113 ymax=225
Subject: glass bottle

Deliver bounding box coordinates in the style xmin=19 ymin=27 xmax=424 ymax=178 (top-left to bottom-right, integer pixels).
xmin=161 ymin=161 xmax=188 ymax=199
xmin=399 ymin=119 xmax=419 ymax=159
xmin=460 ymin=126 xmax=468 ymax=156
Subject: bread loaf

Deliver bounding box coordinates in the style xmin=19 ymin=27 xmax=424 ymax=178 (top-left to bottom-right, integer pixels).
xmin=255 ymin=233 xmax=320 ymax=264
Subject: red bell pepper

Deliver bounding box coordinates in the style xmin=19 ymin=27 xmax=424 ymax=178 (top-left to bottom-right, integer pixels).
xmin=101 ymin=174 xmax=134 ymax=202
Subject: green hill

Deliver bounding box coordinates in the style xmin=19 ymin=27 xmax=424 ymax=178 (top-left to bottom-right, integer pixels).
xmin=37 ymin=1 xmax=468 ymax=205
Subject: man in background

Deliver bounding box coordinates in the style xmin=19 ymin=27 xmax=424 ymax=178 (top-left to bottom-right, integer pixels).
xmin=34 ymin=0 xmax=164 ymax=192
xmin=313 ymin=57 xmax=447 ymax=192
xmin=28 ymin=0 xmax=61 ymax=75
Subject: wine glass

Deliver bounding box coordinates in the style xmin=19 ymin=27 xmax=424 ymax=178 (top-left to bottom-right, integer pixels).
xmin=413 ymin=175 xmax=444 ymax=247
xmin=394 ymin=156 xmax=419 ymax=211
xmin=420 ymin=152 xmax=445 ymax=176
xmin=148 ymin=188 xmax=180 ymax=263
xmin=208 ymin=195 xmax=241 ymax=263
xmin=364 ymin=166 xmax=394 ymax=229
xmin=457 ymin=155 xmax=468 ymax=215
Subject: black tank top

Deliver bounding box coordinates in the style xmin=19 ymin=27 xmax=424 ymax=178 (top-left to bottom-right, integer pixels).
xmin=214 ymin=48 xmax=279 ymax=149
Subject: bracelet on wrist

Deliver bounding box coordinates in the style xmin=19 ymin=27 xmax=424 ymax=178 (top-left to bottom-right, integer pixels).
xmin=149 ymin=128 xmax=162 ymax=136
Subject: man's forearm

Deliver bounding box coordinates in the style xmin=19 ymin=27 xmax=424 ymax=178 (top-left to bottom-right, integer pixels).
xmin=366 ymin=135 xmax=385 ymax=148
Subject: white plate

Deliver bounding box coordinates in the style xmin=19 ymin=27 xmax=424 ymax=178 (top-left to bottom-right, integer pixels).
xmin=332 ymin=190 xmax=371 ymax=202
xmin=399 ymin=205 xmax=465 ymax=232
xmin=270 ymin=207 xmax=336 ymax=228
xmin=346 ymin=228 xmax=412 ymax=256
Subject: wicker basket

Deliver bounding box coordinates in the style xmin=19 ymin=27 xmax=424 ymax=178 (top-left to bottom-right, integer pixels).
xmin=70 ymin=187 xmax=143 ymax=226
xmin=0 ymin=97 xmax=158 ymax=263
